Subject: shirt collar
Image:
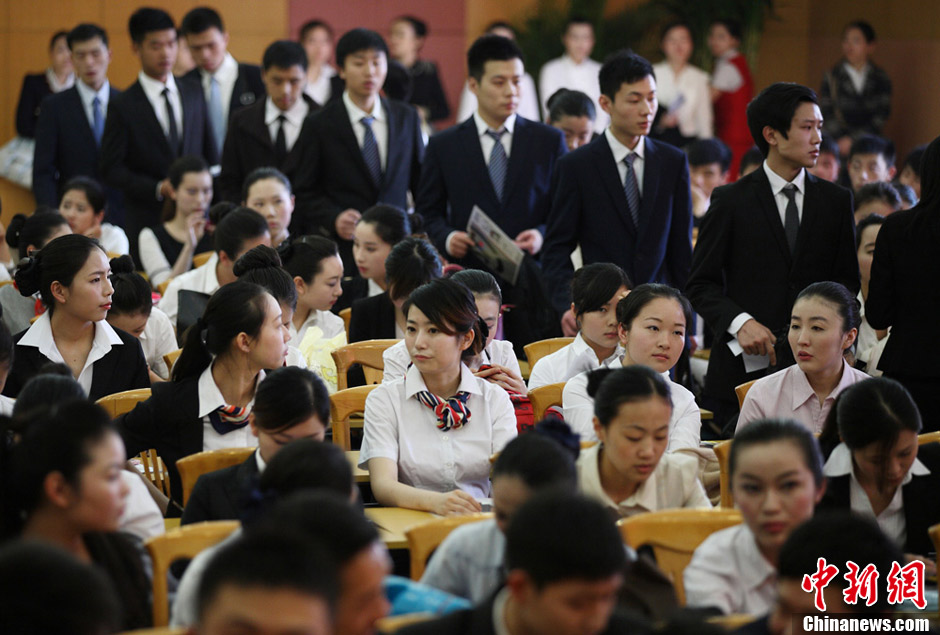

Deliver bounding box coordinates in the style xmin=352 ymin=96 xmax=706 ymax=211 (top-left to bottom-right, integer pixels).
xmin=404 ymin=362 xmax=483 ymax=400
xmin=561 ymin=53 xmax=591 ymax=68
xmin=605 ymin=127 xmax=645 ymax=163
xmin=491 ymin=587 xmax=512 ymax=635
xmin=581 ymin=443 xmax=663 ymax=512
xmin=789 ymin=359 xmax=856 ymax=411
xmin=75 ymin=78 xmax=110 ymax=106
xmin=367 ymin=278 xmax=384 ymax=297
xmin=762 ymin=160 xmax=806 ymax=197
xmin=343 ymin=90 xmax=383 ymax=123
xmin=265 ymin=94 xmax=309 ymax=127
xmin=473 ymin=111 xmax=516 ymax=137
xmin=138 ymin=71 xmax=178 ymax=101
xmin=737 ymin=525 xmax=778 ymax=591
xmin=571 ymin=332 xmax=624 ymax=369
xmin=206 ymin=53 xmax=238 ymax=83
xmin=824 ymin=442 xmax=930 ymax=480
xmin=197 ymin=362 xmax=266 ymax=418
xmin=254 ymin=448 xmax=267 ymax=473
xmin=19 ymin=312 xmax=122 ymax=361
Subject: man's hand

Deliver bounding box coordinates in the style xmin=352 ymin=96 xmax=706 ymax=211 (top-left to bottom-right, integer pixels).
xmin=737 ymin=318 xmax=777 ymax=366
xmin=335 ymin=209 xmax=361 ymax=241
xmin=446 ymin=231 xmax=476 ymax=259
xmin=514 ymin=229 xmax=543 ymax=255
xmin=560 ymin=308 xmax=578 ymax=337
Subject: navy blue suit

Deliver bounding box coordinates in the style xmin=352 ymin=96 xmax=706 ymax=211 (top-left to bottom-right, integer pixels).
xmin=542 ymin=133 xmax=693 ymax=315
xmin=32 ymin=84 xmax=124 ymax=221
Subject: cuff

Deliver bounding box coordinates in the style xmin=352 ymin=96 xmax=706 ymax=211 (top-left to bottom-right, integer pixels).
xmin=728 ymin=313 xmax=754 ymax=338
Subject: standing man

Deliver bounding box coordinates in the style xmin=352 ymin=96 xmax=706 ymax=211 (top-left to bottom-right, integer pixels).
xmin=542 ymin=52 xmax=692 ymax=332
xmin=180 ymin=6 xmax=265 ymax=158
xmin=100 ymin=7 xmax=217 ymax=262
xmin=33 ymin=23 xmax=123 ymax=224
xmin=686 ymin=82 xmax=859 ymax=423
xmin=538 ymin=17 xmax=608 ymax=129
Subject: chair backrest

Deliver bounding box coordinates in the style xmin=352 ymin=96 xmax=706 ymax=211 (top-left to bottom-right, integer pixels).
xmin=528 ymin=382 xmax=565 ymax=421
xmin=329 ymin=384 xmax=379 ymax=450
xmin=145 ymin=520 xmax=240 ymax=626
xmin=735 ymin=380 xmax=757 ymax=410
xmin=137 ymin=449 xmax=171 ymax=498
xmin=405 ymin=513 xmax=493 ymax=580
xmin=713 ymin=440 xmax=733 ymax=509
xmin=339 ymin=307 xmax=351 ymax=340
xmin=523 ymin=337 xmax=574 ymax=368
xmin=192 ymin=251 xmax=213 ymax=268
xmin=617 ymin=508 xmax=743 ymax=605
xmin=157 ymin=278 xmax=172 ymax=295
xmin=96 ymin=388 xmax=153 ymax=418
xmin=919 ymin=431 xmax=940 ymax=446
xmin=176 ymin=447 xmax=257 ymax=506
xmin=331 ymin=339 xmax=398 ymax=391
xmin=163 ymin=349 xmax=183 ymax=376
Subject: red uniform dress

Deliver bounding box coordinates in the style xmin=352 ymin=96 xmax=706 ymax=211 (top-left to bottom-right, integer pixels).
xmin=713 ymin=52 xmax=754 ymax=179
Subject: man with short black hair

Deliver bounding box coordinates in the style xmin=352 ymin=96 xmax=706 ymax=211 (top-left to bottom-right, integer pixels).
xmin=846 ymin=134 xmax=896 ymax=193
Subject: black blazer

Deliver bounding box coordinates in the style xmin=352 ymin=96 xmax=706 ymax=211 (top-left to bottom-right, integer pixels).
xmin=181 ymin=452 xmax=260 ymax=525
xmin=818 ymin=443 xmax=940 ymax=556
xmin=217 ymin=94 xmax=318 ymax=202
xmin=183 ymin=62 xmax=265 ymax=124
xmin=3 ymin=325 xmax=149 ymax=401
xmin=333 ymin=276 xmax=369 ymax=314
xmin=292 ymin=97 xmax=424 ymax=275
xmin=32 ymin=84 xmax=123 ymax=212
xmin=417 ymin=115 xmax=566 ymax=271
xmin=685 ymin=167 xmax=859 ymax=406
xmin=348 ymin=292 xmax=396 ymax=343
xmin=99 ymin=77 xmax=218 ymax=243
xmin=542 ymin=133 xmax=693 ymax=314
xmin=15 ymin=73 xmax=52 ymax=138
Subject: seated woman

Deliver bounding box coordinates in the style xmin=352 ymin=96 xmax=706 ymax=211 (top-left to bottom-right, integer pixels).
xmin=335 ymin=204 xmax=415 ymax=313
xmin=349 ymin=236 xmax=442 ymax=343
xmin=576 ymin=366 xmax=710 ymax=518
xmin=182 ymin=366 xmax=330 ymax=525
xmin=684 ymin=419 xmax=825 ymax=615
xmin=854 ymin=214 xmax=888 ymax=373
xmin=119 ymin=281 xmax=290 ymax=503
xmin=3 ymin=234 xmax=149 ymax=400
xmin=818 ymin=377 xmax=940 ymax=560
xmin=564 ymin=284 xmax=701 ymax=450
xmin=737 ymin=282 xmax=868 ymax=435
xmin=527 ymin=263 xmax=631 ymax=391
xmin=138 ymin=155 xmax=214 ymax=288
xmin=242 ymin=167 xmax=294 ymax=249
xmin=106 ymin=256 xmax=177 ymax=382
xmin=0 ymin=209 xmax=70 ymax=334
xmin=383 ymin=270 xmax=525 ymax=394
xmin=360 ymin=279 xmax=516 ymax=515
xmin=280 ymin=236 xmax=345 ymax=347
xmin=59 ymin=177 xmax=128 ymax=256
xmin=2 ymin=400 xmax=151 ymax=630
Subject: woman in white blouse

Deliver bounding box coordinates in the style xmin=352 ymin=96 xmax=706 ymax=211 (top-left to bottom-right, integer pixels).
xmin=59 ymin=177 xmax=129 ymax=256
xmin=564 ymin=283 xmax=701 ymax=450
xmin=528 ymin=263 xmax=631 ymax=390
xmin=360 ymin=279 xmax=516 ymax=516
xmin=651 ymin=22 xmax=712 ymax=145
xmin=575 ymin=365 xmax=710 ymax=519
xmin=280 ymin=235 xmax=345 ymax=346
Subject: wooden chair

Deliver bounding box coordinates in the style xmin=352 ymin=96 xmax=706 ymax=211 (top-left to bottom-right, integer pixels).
xmin=617 ymin=508 xmax=743 ymax=605
xmin=713 ymin=440 xmax=733 ymax=509
xmin=163 ymin=349 xmax=182 ymax=376
xmin=331 ymin=339 xmax=398 ymax=391
xmin=528 ymin=382 xmax=565 ymax=421
xmin=145 ymin=520 xmax=240 ymax=626
xmin=137 ymin=449 xmax=171 ymax=497
xmin=192 ymin=251 xmax=213 ymax=268
xmin=0 ymin=279 xmax=15 ymax=288
xmin=919 ymin=431 xmax=940 ymax=445
xmin=734 ymin=380 xmax=757 ymax=410
xmin=330 ymin=385 xmax=379 ymax=450
xmin=523 ymin=337 xmax=573 ymax=368
xmin=375 ymin=613 xmax=434 ymax=633
xmin=96 ymin=388 xmax=152 ymax=418
xmin=405 ymin=512 xmax=493 ymax=580
xmin=176 ymin=447 xmax=256 ymax=506
xmin=339 ymin=307 xmax=351 ymax=340
xmin=157 ymin=278 xmax=172 ymax=295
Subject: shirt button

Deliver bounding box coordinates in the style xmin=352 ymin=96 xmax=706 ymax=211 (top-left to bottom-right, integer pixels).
xmin=442 ymin=435 xmax=449 ymax=441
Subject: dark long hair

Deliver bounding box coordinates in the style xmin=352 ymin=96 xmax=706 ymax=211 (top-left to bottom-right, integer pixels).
xmin=14 ymin=235 xmax=103 ymax=314
xmin=403 ymin=279 xmax=486 ymax=361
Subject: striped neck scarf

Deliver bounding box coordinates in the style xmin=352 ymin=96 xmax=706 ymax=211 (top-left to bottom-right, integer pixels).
xmin=414 ymin=390 xmax=471 ymax=432
xmin=208 ymin=404 xmax=251 ymax=435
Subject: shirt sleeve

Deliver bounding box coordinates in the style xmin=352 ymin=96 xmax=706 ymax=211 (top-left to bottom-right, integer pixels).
xmin=146 ymin=307 xmax=178 ymax=379
xmin=420 ymin=526 xmax=474 ymax=599
xmin=683 ymin=532 xmax=737 ymax=614
xmin=711 ymin=61 xmax=743 ymax=93
xmin=382 ymin=344 xmax=409 ymax=384
xmin=735 ymin=385 xmax=766 ymax=435
xmin=667 ymin=389 xmax=702 ymax=452
xmin=140 ymin=227 xmax=173 ymax=288
xmin=359 ymin=384 xmax=401 ymax=466
xmin=489 ymin=387 xmax=518 ymax=453
xmin=562 ymin=372 xmax=598 ymax=442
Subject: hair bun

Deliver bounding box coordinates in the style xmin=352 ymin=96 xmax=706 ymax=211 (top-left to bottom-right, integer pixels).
xmin=233 ymin=244 xmax=283 ymax=277
xmin=585 ymin=368 xmax=615 ymax=399
xmin=13 ymin=255 xmax=42 ymax=297
xmin=109 ymin=254 xmax=136 ymax=275
xmin=408 ymin=211 xmax=424 ymax=235
xmin=6 ymin=214 xmax=27 ymax=249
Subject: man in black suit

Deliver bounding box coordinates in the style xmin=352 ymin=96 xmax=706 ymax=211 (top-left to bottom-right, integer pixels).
xmin=399 ymin=493 xmax=645 ymax=635
xmin=416 ymin=34 xmax=567 ymax=348
xmin=218 ymin=40 xmax=316 ymax=203
xmin=292 ymin=28 xmax=424 ymax=276
xmin=542 ymin=51 xmax=692 ymax=333
xmin=33 ymin=23 xmax=124 ymax=224
xmin=100 ymin=8 xmax=217 ymax=263
xmin=180 ymin=6 xmax=265 ymax=158
xmin=686 ymin=82 xmax=859 ymax=422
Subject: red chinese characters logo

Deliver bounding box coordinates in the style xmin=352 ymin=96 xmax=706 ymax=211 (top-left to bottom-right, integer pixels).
xmin=843 ymin=561 xmax=879 ymax=607
xmin=886 ymin=560 xmax=926 ymax=610
xmin=801 ymin=559 xmax=926 ymax=611
xmin=801 ymin=558 xmax=839 ymax=611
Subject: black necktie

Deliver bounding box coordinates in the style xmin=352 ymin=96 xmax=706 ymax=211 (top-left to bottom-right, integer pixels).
xmin=782 ymin=184 xmax=799 ymax=254
xmin=274 ymin=114 xmax=287 ymax=165
xmin=162 ymin=87 xmax=180 ymax=156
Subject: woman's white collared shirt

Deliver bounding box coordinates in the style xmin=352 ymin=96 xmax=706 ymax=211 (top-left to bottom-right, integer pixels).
xmin=17 ymin=313 xmax=123 ymax=395
xmin=140 ymin=306 xmax=178 ymax=380
xmin=382 ymin=339 xmax=521 ymax=384
xmin=526 ymin=332 xmax=622 ymax=391
xmin=197 ymin=364 xmax=265 ymax=452
xmin=289 ymin=309 xmax=345 ymax=348
xmin=563 ymin=356 xmax=701 ymax=451
xmin=359 ymin=363 xmax=517 ymax=499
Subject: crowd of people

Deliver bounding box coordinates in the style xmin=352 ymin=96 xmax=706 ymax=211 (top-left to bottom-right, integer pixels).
xmin=0 ymin=6 xmax=935 ymax=635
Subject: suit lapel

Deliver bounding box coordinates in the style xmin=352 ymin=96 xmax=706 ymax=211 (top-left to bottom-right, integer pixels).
xmin=637 ymin=137 xmax=662 ymax=241
xmin=502 ymin=117 xmax=532 ymax=208
xmin=593 ymin=135 xmax=636 ymax=237
xmin=458 ymin=117 xmax=500 ymax=210
xmin=131 ymin=83 xmax=172 ymax=155
xmin=246 ymin=101 xmax=273 ymax=150
xmin=752 ymin=168 xmax=792 ymax=266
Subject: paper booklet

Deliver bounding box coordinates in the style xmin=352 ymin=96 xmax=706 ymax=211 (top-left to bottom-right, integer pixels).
xmin=467 ymin=206 xmax=525 ymax=285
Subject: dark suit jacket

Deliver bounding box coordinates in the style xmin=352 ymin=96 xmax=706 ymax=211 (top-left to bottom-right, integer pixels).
xmin=818 ymin=443 xmax=940 ymax=556
xmin=292 ymin=97 xmax=424 ymax=276
xmin=349 ymin=292 xmax=396 ymax=343
xmin=542 ymin=134 xmax=693 ymax=314
xmin=15 ymin=73 xmax=51 ymax=138
xmin=183 ymin=62 xmax=265 ymax=124
xmin=333 ymin=276 xmax=369 ymax=314
xmin=99 ymin=77 xmax=218 ymax=244
xmin=32 ymin=84 xmax=123 ymax=213
xmin=417 ymin=115 xmax=567 ymax=270
xmin=180 ymin=452 xmax=260 ymax=525
xmin=686 ymin=167 xmax=859 ymax=406
xmin=217 ymin=94 xmax=318 ymax=202
xmin=3 ymin=326 xmax=149 ymax=401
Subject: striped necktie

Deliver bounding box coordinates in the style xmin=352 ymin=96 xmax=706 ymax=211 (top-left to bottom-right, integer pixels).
xmin=623 ymin=152 xmax=641 ymax=228
xmin=361 ymin=115 xmax=382 ymax=186
xmin=487 ymin=129 xmax=508 ymax=201
xmin=415 ymin=390 xmax=471 ymax=432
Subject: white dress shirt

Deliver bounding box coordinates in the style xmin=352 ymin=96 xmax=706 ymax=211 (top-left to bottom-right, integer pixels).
xmin=576 ymin=443 xmax=711 ymax=518
xmin=843 ymin=62 xmax=870 ymax=95
xmin=420 ymin=518 xmax=505 ymax=603
xmin=538 ymin=54 xmax=608 ymax=128
xmin=98 ymin=223 xmax=129 ymax=256
xmin=17 ymin=313 xmax=123 ymax=395
xmin=304 ymin=65 xmax=336 ymax=106
xmin=157 ymin=252 xmax=220 ymax=324
xmin=605 ymin=128 xmax=646 ymax=197
xmin=138 ymin=71 xmax=184 ymax=141
xmin=711 ymin=50 xmax=744 ymax=92
xmin=289 ymin=309 xmax=345 ymax=348
xmin=456 ymin=74 xmax=540 ymax=123
xmin=139 ymin=306 xmax=178 ymax=380
xmin=527 ymin=332 xmax=622 ymax=391
xmin=343 ymin=91 xmax=387 ymax=170
xmin=265 ymin=94 xmax=310 ymax=154
xmin=382 ymin=339 xmax=521 ymax=384
xmin=651 ymin=62 xmax=712 ymax=139
xmin=119 ymin=471 xmax=165 ymax=541
xmin=359 ymin=363 xmax=517 ymax=499
xmin=563 ymin=356 xmax=701 ymax=451
xmin=75 ymin=78 xmax=111 ymax=132
xmin=197 ymin=363 xmax=265 ymax=452
xmin=198 ymin=53 xmax=239 ymax=125
xmin=474 ymin=111 xmax=515 ymax=163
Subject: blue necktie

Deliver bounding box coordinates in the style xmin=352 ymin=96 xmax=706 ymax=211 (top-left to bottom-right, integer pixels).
xmin=361 ymin=115 xmax=382 ymax=186
xmin=92 ymin=96 xmax=104 ymax=146
xmin=487 ymin=129 xmax=507 ymax=201
xmin=209 ymin=75 xmax=224 ymax=154
xmin=623 ymin=152 xmax=641 ymax=228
